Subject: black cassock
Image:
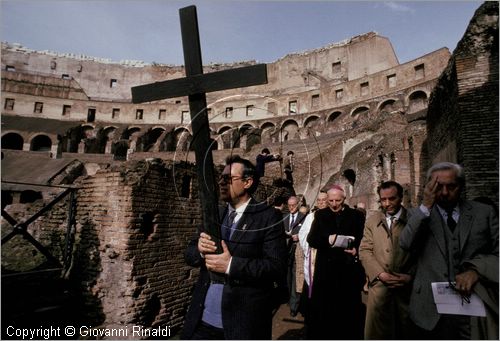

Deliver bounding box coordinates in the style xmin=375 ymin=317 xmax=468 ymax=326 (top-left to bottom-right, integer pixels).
xmin=306 ymin=205 xmax=366 ymax=340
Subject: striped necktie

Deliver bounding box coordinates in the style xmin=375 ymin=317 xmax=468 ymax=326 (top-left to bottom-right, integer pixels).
xmin=224 ymin=211 xmax=237 ymax=240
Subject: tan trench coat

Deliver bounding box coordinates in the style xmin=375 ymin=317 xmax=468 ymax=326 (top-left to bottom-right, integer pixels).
xmin=359 ymin=208 xmax=416 ymax=339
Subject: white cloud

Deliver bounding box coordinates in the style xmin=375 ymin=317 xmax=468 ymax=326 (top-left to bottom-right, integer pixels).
xmin=383 ymin=2 xmax=415 ymax=13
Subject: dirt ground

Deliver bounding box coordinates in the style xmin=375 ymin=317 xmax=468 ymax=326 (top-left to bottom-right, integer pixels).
xmin=272 ymin=292 xmax=368 ymax=339
xmin=272 ymin=304 xmax=305 ymax=340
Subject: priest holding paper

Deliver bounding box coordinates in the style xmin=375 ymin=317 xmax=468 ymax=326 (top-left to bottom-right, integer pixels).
xmin=400 ymin=162 xmax=499 ymax=339
xmin=306 ymin=185 xmax=366 ymax=339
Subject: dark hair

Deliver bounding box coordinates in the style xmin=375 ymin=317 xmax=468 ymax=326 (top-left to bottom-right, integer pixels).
xmin=225 ymin=155 xmax=258 ymax=193
xmin=287 ymin=151 xmax=294 ymax=156
xmin=261 ymin=148 xmax=270 ymax=154
xmin=272 ymin=196 xmax=285 ymax=207
xmin=378 ymin=180 xmax=403 ymax=198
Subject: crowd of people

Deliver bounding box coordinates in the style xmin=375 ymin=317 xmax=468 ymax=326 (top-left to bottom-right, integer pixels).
xmin=181 ymin=152 xmax=498 ymax=340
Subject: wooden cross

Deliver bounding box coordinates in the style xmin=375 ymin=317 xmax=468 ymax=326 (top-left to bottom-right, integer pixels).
xmin=131 ymin=5 xmax=268 ymax=253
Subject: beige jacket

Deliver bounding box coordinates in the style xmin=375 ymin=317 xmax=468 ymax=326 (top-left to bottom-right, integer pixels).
xmin=359 ymin=208 xmax=414 ymax=281
xmin=359 ymin=207 xmax=416 ymax=339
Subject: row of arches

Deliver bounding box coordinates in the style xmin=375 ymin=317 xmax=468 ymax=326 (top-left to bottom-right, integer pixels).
xmin=215 ymin=90 xmax=427 ymax=133
xmin=2 ymin=91 xmax=429 ymax=155
xmin=2 ymin=133 xmax=52 ymax=151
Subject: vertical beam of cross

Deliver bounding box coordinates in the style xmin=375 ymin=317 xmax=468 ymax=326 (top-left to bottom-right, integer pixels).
xmin=131 ymin=6 xmax=268 ymax=255
xmin=179 ymin=6 xmax=222 ymax=250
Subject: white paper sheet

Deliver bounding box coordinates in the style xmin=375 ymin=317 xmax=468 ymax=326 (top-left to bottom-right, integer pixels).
xmin=431 ymin=282 xmax=486 ymax=317
xmin=332 ymin=235 xmax=354 ymax=248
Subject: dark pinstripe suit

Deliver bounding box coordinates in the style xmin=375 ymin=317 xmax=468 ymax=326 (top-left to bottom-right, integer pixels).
xmin=181 ymin=199 xmax=287 ymax=340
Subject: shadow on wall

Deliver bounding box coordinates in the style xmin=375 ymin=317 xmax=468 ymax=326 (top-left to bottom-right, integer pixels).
xmin=70 ymin=220 xmax=105 ymax=326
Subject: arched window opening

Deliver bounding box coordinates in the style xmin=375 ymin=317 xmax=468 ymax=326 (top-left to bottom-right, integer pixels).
xmin=2 ymin=133 xmax=23 ymax=150
xmin=379 ymin=99 xmax=396 ymax=113
xmin=304 ymin=116 xmax=319 ymax=128
xmin=281 ymin=120 xmax=299 ymax=141
xmin=343 ymin=169 xmax=356 ymax=186
xmin=351 ymin=106 xmax=369 ymax=117
xmin=328 ymin=111 xmax=342 ymax=122
xmin=30 ymin=135 xmax=52 ymax=151
xmin=408 ymin=91 xmax=428 ymax=114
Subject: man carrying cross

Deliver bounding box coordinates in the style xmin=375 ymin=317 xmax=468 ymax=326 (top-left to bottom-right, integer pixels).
xmin=181 ymin=155 xmax=287 ymax=339
xmin=131 ymin=6 xmax=286 ymax=339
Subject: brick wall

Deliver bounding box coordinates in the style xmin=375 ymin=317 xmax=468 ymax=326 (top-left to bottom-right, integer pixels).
xmin=71 ymin=159 xmax=202 ymax=332
xmin=71 ymin=157 xmax=289 ymax=335
xmin=424 ymin=1 xmax=499 ymax=204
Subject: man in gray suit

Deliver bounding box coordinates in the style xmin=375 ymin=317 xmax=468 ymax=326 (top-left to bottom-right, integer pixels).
xmin=284 ymin=195 xmax=305 ymax=317
xmin=400 ymin=162 xmax=498 ymax=339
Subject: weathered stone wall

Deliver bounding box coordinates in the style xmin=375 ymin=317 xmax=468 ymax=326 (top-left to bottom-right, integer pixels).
xmin=1 ymin=156 xmax=290 ymax=335
xmin=321 ymin=109 xmax=428 ymax=216
xmin=1 ymin=34 xmax=448 ymax=127
xmin=71 ymin=159 xmax=202 ymax=332
xmin=425 ymin=1 xmax=499 ymax=204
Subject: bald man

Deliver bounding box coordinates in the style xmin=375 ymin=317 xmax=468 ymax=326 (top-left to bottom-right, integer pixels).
xmin=306 ymin=185 xmax=366 ymax=339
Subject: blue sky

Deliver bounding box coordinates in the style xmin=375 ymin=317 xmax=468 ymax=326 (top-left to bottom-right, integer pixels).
xmin=1 ymin=1 xmax=482 ymax=65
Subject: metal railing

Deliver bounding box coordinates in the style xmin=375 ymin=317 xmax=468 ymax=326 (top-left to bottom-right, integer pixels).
xmin=1 ymin=181 xmax=79 ymax=278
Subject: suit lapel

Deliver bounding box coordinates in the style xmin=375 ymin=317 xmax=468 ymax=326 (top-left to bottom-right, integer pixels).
xmin=430 ymin=207 xmax=447 ymax=259
xmin=291 ymin=213 xmax=305 ymax=234
xmin=376 ymin=211 xmax=391 ymax=238
xmin=392 ymin=208 xmax=408 ymax=235
xmin=229 ymin=198 xmax=258 ymax=245
xmin=285 ymin=214 xmax=291 ymax=232
xmin=458 ymin=201 xmax=474 ymax=254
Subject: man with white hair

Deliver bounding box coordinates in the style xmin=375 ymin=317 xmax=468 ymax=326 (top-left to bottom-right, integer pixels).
xmin=306 ymin=185 xmax=366 ymax=339
xmin=400 ymin=162 xmax=498 ymax=339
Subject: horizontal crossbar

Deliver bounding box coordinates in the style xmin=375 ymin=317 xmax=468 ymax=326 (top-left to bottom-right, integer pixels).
xmin=131 ymin=63 xmax=268 ymax=103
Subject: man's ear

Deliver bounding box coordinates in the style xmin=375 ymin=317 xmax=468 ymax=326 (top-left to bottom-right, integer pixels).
xmin=244 ymin=177 xmax=254 ymax=190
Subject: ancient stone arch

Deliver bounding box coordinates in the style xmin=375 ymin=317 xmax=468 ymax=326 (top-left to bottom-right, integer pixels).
xmin=407 ymin=90 xmax=428 ymax=114
xmin=260 ymin=122 xmax=276 ymax=144
xmin=351 ymin=106 xmax=370 ymax=117
xmin=304 ymin=115 xmax=320 ymax=128
xmin=350 ymin=106 xmax=370 ymax=129
xmin=235 ymin=123 xmax=260 ymax=151
xmin=281 ymin=119 xmax=299 ymax=141
xmin=238 ymin=122 xmax=256 ymax=129
xmin=327 ymin=111 xmax=343 ymax=122
xmin=122 ymin=127 xmax=142 ymax=140
xmin=2 ymin=132 xmax=24 ymax=150
xmin=173 ymin=128 xmax=192 ymax=152
xmin=217 ymin=125 xmax=232 ymax=134
xmin=30 ymin=134 xmax=52 ymax=151
xmin=139 ymin=127 xmax=166 ymax=152
xmin=217 ymin=126 xmax=234 ymax=150
xmin=377 ymin=98 xmax=399 ymax=113
xmin=117 ymin=127 xmax=142 ymax=157
xmin=102 ymin=126 xmax=118 ymax=154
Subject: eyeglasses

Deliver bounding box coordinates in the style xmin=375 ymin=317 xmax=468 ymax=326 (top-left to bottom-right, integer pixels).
xmin=447 ymin=281 xmax=471 ymax=305
xmin=218 ymin=174 xmax=247 ymax=184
